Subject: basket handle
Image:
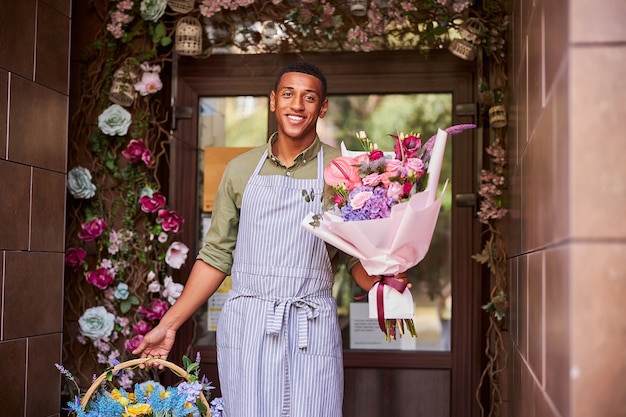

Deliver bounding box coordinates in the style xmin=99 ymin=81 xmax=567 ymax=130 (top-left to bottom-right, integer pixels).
xmin=81 ymin=358 xmax=210 ymax=413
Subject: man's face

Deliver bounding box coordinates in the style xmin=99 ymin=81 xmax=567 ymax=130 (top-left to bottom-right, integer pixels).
xmin=270 ymin=71 xmax=328 ymax=143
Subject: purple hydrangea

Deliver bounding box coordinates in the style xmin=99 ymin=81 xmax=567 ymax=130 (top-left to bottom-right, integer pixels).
xmin=341 ymin=186 xmax=395 ymax=221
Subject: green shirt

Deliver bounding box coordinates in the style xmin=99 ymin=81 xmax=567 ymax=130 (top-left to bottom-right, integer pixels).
xmin=197 ymin=134 xmax=358 ymax=275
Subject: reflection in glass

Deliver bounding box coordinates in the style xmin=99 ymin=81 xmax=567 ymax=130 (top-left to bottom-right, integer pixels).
xmin=194 ymin=93 xmax=453 ymax=351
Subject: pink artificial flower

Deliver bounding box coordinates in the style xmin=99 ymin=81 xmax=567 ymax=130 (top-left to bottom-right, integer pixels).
xmin=139 ymin=299 xmax=169 ymax=321
xmin=65 ymin=247 xmax=87 ymax=268
xmin=324 ymin=156 xmax=362 ymax=191
xmin=134 ymin=72 xmax=163 ymax=96
xmin=157 ymin=209 xmax=184 ymax=233
xmin=125 ymin=335 xmax=143 ymax=353
xmin=165 ymin=241 xmax=189 ymax=269
xmin=122 ymin=139 xmax=153 ymax=165
xmin=78 ymin=218 xmax=107 ymax=241
xmin=86 ymin=267 xmax=114 ymax=290
xmin=132 ymin=320 xmax=152 ymax=335
xmin=139 ymin=192 xmax=166 ymax=213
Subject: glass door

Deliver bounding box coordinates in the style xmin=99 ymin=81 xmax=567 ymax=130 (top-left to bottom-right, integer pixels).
xmin=171 ymin=50 xmax=482 ymax=417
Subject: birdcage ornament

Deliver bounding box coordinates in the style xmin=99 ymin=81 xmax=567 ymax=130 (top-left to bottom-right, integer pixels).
xmin=167 ymin=0 xmax=194 ymax=14
xmin=175 ymin=17 xmax=203 ymax=56
xmin=489 ymin=104 xmax=507 ymax=128
xmin=449 ymin=39 xmax=477 ymax=61
xmin=109 ymin=59 xmax=138 ymax=107
xmin=349 ymin=0 xmax=368 ymax=16
xmin=459 ymin=18 xmax=486 ymax=43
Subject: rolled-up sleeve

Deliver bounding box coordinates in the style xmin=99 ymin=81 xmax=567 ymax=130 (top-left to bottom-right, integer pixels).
xmin=196 ymin=162 xmax=241 ymax=275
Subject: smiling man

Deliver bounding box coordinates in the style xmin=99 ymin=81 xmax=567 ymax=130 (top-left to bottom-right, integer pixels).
xmin=133 ymin=61 xmax=392 ymax=417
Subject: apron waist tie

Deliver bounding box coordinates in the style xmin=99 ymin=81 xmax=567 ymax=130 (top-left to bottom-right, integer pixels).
xmin=266 ymin=297 xmax=320 ymax=349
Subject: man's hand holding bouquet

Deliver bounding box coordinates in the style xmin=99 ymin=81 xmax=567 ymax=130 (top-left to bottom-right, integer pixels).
xmin=302 ymin=125 xmax=475 ymax=340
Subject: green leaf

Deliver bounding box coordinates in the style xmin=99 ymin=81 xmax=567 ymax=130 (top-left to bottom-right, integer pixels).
xmin=182 ymin=355 xmax=192 ymax=369
xmin=160 ymin=36 xmax=172 ymax=47
xmin=129 ymin=295 xmax=141 ymax=305
xmin=120 ymin=300 xmax=131 ymax=314
xmin=196 ymin=398 xmax=208 ymax=414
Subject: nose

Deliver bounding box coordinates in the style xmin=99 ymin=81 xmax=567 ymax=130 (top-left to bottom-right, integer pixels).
xmin=290 ymin=94 xmax=305 ymax=111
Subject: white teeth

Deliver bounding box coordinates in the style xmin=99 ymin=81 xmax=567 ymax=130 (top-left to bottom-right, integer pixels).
xmin=288 ymin=115 xmax=304 ymax=121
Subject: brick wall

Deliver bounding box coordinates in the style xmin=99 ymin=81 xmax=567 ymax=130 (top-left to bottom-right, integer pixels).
xmin=0 ymin=0 xmax=71 ymax=416
xmin=506 ymin=0 xmax=626 ymax=416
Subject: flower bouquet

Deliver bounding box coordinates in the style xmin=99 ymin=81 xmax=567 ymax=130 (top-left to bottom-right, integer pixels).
xmin=57 ymin=355 xmax=223 ymax=417
xmin=302 ymin=125 xmax=475 ymax=340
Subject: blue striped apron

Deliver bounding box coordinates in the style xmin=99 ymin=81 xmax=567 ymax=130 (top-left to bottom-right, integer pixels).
xmin=217 ymin=147 xmax=343 ymax=417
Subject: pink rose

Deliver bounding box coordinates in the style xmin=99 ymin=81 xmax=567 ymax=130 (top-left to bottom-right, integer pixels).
xmin=139 ymin=299 xmax=169 ymax=321
xmin=384 ymin=159 xmax=403 ymax=173
xmin=78 ymin=218 xmax=107 ymax=241
xmin=404 ymin=157 xmax=425 ymax=176
xmin=324 ymin=156 xmax=362 ymax=191
xmin=65 ymin=247 xmax=87 ymax=268
xmin=132 ymin=320 xmax=152 ymax=335
xmin=86 ymin=267 xmax=114 ymax=290
xmin=122 ymin=139 xmax=152 ymax=165
xmin=362 ymin=173 xmax=382 ymax=187
xmin=386 ymin=182 xmax=404 ymax=200
xmin=369 ymin=149 xmax=384 ymax=161
xmin=158 ymin=209 xmax=184 ymax=233
xmin=139 ymin=192 xmax=166 ymax=213
xmin=350 ymin=190 xmax=373 ymax=210
xmin=125 ymin=335 xmax=143 ymax=353
xmin=134 ymin=71 xmax=163 ymax=96
xmin=165 ymin=241 xmax=189 ymax=269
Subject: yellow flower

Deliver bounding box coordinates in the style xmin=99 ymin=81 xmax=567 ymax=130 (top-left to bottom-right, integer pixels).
xmin=110 ymin=389 xmax=122 ymax=400
xmin=160 ymin=391 xmax=170 ymax=400
xmin=123 ymin=403 xmax=152 ymax=416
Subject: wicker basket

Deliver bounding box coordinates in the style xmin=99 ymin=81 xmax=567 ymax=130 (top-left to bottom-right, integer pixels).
xmin=168 ymin=0 xmax=194 ymax=14
xmin=109 ymin=59 xmax=138 ymax=107
xmin=81 ymin=358 xmax=210 ymax=415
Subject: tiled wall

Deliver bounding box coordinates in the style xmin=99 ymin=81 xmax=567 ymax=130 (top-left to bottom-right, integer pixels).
xmin=0 ymin=0 xmax=71 ymax=416
xmin=507 ymin=0 xmax=626 ymax=416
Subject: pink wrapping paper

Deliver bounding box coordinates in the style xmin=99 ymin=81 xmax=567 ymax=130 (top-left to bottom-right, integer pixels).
xmin=302 ymin=129 xmax=450 ymax=327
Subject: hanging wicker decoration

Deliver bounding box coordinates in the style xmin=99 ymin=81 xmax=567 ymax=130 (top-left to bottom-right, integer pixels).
xmin=449 ymin=38 xmax=477 ymax=61
xmin=175 ymin=17 xmax=203 ymax=56
xmin=349 ymin=0 xmax=368 ymax=16
xmin=167 ymin=0 xmax=194 ymax=14
xmin=459 ymin=17 xmax=486 ymax=42
xmin=109 ymin=59 xmax=138 ymax=107
xmin=488 ymin=104 xmax=508 ymax=128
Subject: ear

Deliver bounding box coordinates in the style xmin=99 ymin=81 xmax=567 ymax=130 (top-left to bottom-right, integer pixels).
xmin=318 ymin=98 xmax=329 ymax=119
xmin=269 ymin=90 xmax=276 ymax=112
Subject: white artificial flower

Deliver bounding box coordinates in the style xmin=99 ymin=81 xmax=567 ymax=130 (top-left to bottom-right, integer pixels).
xmin=97 ymin=104 xmax=132 ymax=136
xmin=140 ymin=0 xmax=167 ymax=22
xmin=78 ymin=306 xmax=116 ymax=340
xmin=165 ymin=241 xmax=189 ymax=269
xmin=162 ymin=276 xmax=184 ymax=304
xmin=67 ymin=166 xmax=96 ymax=199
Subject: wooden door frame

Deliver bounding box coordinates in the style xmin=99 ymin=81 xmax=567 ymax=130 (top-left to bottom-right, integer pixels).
xmin=170 ymin=50 xmax=484 ymax=416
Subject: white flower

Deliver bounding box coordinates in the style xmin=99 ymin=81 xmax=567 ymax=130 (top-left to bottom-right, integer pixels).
xmin=165 ymin=241 xmax=189 ymax=269
xmin=162 ymin=276 xmax=184 ymax=304
xmin=98 ymin=104 xmax=132 ymax=136
xmin=67 ymin=166 xmax=96 ymax=199
xmin=140 ymin=0 xmax=167 ymax=22
xmin=148 ymin=281 xmax=161 ymax=293
xmin=78 ymin=306 xmax=116 ymax=340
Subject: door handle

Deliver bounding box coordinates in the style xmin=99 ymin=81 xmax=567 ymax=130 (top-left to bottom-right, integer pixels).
xmin=455 ymin=193 xmax=476 ymax=207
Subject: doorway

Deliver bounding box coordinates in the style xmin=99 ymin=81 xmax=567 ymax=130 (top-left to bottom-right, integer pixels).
xmin=169 ymin=50 xmax=484 ymax=417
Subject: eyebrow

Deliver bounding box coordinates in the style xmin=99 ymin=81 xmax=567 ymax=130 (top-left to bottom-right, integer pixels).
xmin=280 ymin=86 xmax=320 ymax=96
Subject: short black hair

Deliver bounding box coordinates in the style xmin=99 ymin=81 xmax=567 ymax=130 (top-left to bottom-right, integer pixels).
xmin=274 ymin=61 xmax=327 ymax=99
